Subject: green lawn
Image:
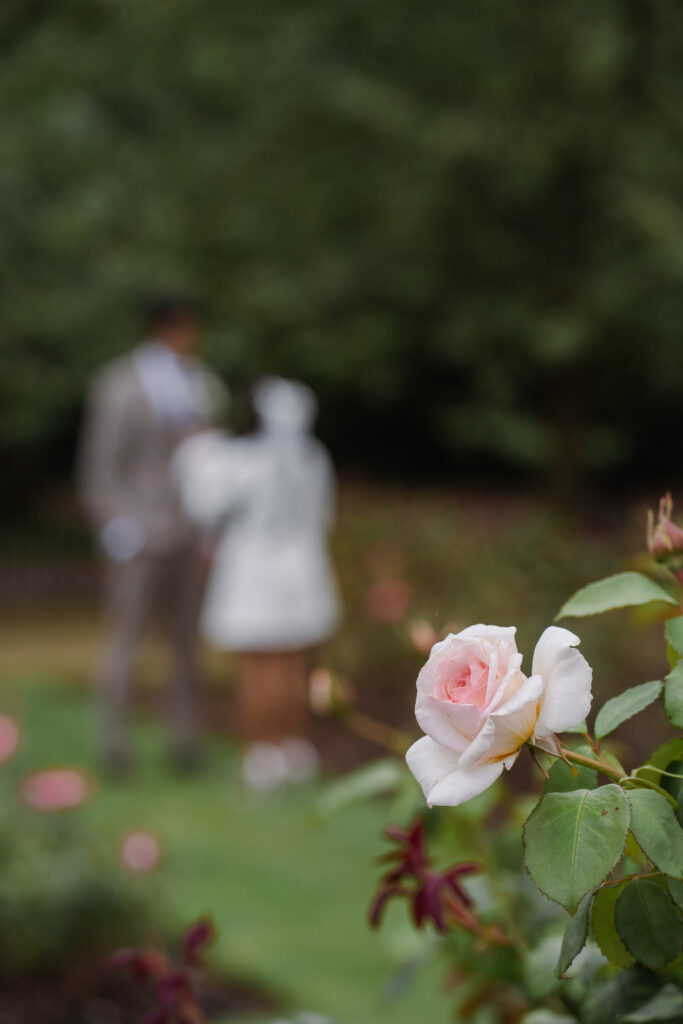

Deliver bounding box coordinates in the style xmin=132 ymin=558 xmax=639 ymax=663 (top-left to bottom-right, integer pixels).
xmin=4 ymin=683 xmax=451 ymax=1024
xmin=0 ymin=485 xmax=674 ymax=1022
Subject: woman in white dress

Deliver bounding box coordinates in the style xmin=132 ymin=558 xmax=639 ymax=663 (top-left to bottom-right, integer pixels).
xmin=174 ymin=377 xmax=341 ymax=782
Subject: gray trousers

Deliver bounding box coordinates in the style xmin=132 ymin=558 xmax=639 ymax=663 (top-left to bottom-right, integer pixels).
xmin=97 ymin=549 xmax=202 ymax=762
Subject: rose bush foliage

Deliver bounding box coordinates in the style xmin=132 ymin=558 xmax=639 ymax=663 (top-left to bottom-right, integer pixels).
xmin=369 ymin=494 xmax=683 ymax=1024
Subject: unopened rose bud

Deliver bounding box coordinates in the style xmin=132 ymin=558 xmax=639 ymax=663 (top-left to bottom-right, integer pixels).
xmin=308 ymin=667 xmax=354 ymax=716
xmin=647 ymin=492 xmax=683 ymax=562
xmin=407 ymin=619 xmax=438 ymax=655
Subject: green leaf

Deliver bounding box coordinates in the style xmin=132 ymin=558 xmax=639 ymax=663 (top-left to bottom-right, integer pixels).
xmin=564 ymin=720 xmax=588 ymax=735
xmin=543 ymin=747 xmax=597 ymax=794
xmin=667 ymin=877 xmax=683 ymax=912
xmin=621 ymin=984 xmax=683 ymax=1023
xmin=667 ymin=642 xmax=679 ymax=670
xmin=665 ymin=616 xmax=683 ymax=657
xmin=591 ymin=882 xmax=635 ymax=968
xmin=647 ymin=741 xmax=683 ymax=770
xmin=628 ymin=789 xmax=683 ymax=878
xmin=615 ymin=879 xmax=683 ymax=969
xmin=660 ymin=760 xmax=683 ymax=829
xmin=664 ymin=662 xmax=683 ymax=728
xmin=581 ymin=972 xmax=664 ymax=1024
xmin=594 ymin=681 xmax=663 ymax=740
xmin=524 ymin=935 xmax=564 ymax=1000
xmin=557 ymin=892 xmax=592 ymax=976
xmin=557 ymin=572 xmax=677 ymax=620
xmin=523 ymin=786 xmax=630 ymax=912
xmin=315 ymin=758 xmax=403 ymax=817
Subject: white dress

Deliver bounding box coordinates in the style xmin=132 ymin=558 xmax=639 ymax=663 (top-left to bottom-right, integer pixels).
xmin=173 ymin=386 xmax=341 ymax=652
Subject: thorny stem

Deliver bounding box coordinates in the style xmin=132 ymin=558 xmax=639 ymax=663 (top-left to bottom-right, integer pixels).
xmin=601 ymin=870 xmax=661 ymax=890
xmin=528 ymin=746 xmax=551 ymax=780
xmin=558 ymin=746 xmax=625 ymax=782
xmin=528 ymin=742 xmax=625 ymax=782
xmin=448 ymin=815 xmax=528 ymax=957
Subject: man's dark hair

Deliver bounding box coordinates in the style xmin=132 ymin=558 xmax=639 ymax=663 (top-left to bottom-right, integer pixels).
xmin=144 ymin=295 xmax=201 ymax=333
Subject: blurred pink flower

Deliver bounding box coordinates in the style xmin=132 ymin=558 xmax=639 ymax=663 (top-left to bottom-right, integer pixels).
xmin=121 ymin=830 xmax=162 ymax=873
xmin=0 ymin=714 xmax=20 ymax=764
xmin=364 ymin=577 xmax=412 ymax=624
xmin=363 ymin=539 xmax=405 ymax=577
xmin=407 ymin=619 xmax=438 ymax=655
xmin=308 ymin=667 xmax=354 ymax=715
xmin=647 ymin=492 xmax=683 ymax=561
xmin=308 ymin=667 xmax=336 ymax=714
xmin=19 ymin=767 xmax=91 ymax=811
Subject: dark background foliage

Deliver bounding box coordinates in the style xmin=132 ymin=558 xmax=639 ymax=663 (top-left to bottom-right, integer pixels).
xmin=1 ymin=0 xmax=683 ymax=512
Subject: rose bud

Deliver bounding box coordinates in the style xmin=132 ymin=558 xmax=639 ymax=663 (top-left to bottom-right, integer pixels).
xmin=407 ymin=619 xmax=438 ymax=655
xmin=647 ymin=493 xmax=683 ymax=561
xmin=308 ymin=667 xmax=354 ymax=716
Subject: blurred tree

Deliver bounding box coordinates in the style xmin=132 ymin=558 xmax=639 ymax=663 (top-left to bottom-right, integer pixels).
xmin=1 ymin=0 xmax=682 ymax=510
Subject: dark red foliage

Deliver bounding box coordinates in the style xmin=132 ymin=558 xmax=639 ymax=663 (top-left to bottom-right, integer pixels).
xmin=112 ymin=917 xmax=217 ymax=1024
xmin=369 ymin=818 xmax=482 ymax=935
xmin=182 ymin=917 xmax=217 ymax=967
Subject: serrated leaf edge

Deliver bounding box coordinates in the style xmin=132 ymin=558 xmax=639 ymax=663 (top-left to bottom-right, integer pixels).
xmin=522 ymin=787 xmax=632 ymax=913
xmin=594 ymin=680 xmax=664 ymax=741
xmin=556 ymin=572 xmax=678 ymax=621
xmin=627 ymin=790 xmax=683 ymax=881
xmin=556 ymin=893 xmax=593 ymax=978
xmin=614 ymin=878 xmax=683 ymax=969
xmin=591 ymin=883 xmax=635 ymax=969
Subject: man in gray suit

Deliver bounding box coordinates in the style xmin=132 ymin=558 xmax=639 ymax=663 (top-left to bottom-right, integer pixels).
xmin=79 ymin=297 xmax=226 ymax=775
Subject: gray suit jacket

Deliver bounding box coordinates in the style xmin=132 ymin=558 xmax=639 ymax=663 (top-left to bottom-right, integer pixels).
xmin=78 ymin=352 xmax=226 ymax=556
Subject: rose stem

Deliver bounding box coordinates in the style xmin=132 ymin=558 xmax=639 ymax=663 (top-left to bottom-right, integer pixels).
xmin=558 ymin=746 xmax=624 ymax=782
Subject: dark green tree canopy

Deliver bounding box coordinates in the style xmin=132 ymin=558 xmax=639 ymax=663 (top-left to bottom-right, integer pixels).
xmin=1 ymin=0 xmax=682 ymax=503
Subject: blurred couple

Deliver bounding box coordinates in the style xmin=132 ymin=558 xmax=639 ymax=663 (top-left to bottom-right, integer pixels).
xmin=78 ymin=298 xmax=341 ymax=787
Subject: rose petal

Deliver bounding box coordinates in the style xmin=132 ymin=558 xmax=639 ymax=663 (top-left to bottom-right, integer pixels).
xmin=406 ymin=736 xmax=505 ymax=807
xmin=415 ymin=693 xmax=482 ymax=752
xmin=483 ymin=649 xmax=525 ymax=714
xmin=492 ymin=670 xmax=543 ymax=718
xmin=532 ymin=626 xmax=592 ymax=738
xmin=456 ymin=625 xmax=518 ymax=646
xmin=458 ymin=673 xmax=542 ymax=769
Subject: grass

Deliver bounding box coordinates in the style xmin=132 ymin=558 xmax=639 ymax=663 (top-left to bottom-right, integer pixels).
xmin=2 ymin=684 xmax=451 ymax=1024
xmin=0 ymin=483 xmax=676 ymax=1021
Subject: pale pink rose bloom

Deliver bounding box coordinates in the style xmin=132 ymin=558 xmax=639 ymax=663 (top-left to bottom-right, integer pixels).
xmin=406 ymin=624 xmax=592 ymax=807
xmin=0 ymin=714 xmax=20 ymax=764
xmin=120 ymin=830 xmax=162 ymax=873
xmin=19 ymin=768 xmax=91 ymax=811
